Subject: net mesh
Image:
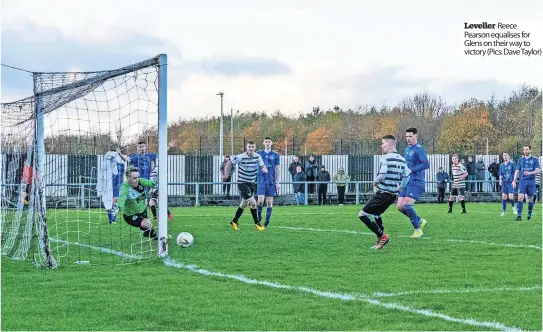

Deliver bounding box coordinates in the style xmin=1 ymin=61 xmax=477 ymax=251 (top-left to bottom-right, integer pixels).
xmin=1 ymin=55 xmax=165 ymax=267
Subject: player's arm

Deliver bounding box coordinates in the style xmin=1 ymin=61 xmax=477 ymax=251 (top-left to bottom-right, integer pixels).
xmin=117 ymin=184 xmax=128 ymax=214
xmin=513 ymin=160 xmax=521 ymax=183
xmin=410 ymin=148 xmax=430 ymax=172
xmin=140 ymin=178 xmax=157 ymax=189
xmin=498 ymin=165 xmax=503 ymax=184
xmin=230 ymin=153 xmax=244 ymax=165
xmin=258 ymin=155 xmax=268 ymax=173
xmin=531 ymin=159 xmax=541 ymax=175
xmin=374 ymin=157 xmax=387 ymax=186
xmin=116 ymin=148 xmax=129 ymax=162
xmin=461 ymin=166 xmax=468 ymax=180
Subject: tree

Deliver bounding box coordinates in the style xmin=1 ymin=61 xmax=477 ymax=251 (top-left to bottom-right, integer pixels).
xmin=437 ymin=105 xmax=495 ymax=154
xmin=243 ymin=121 xmax=261 ymax=140
xmin=305 ymin=126 xmax=333 ymax=154
xmin=177 ymin=126 xmax=200 ymax=154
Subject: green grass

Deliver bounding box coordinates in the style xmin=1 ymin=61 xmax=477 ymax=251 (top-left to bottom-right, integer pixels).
xmin=2 ymin=203 xmax=542 ymax=331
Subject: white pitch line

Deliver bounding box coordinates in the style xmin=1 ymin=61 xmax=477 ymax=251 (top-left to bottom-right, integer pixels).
xmin=445 ymin=239 xmax=542 ymax=250
xmin=370 ymin=285 xmax=542 ymax=298
xmin=274 ymin=225 xmax=430 ymax=239
xmin=163 ymin=257 xmax=524 ymax=332
xmin=50 ymin=238 xmax=528 ymax=331
xmin=49 ymin=238 xmax=141 ymax=260
xmin=273 ymin=225 xmax=541 ymax=250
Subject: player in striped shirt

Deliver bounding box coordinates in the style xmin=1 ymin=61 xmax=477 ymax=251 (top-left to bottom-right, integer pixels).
xmin=357 ymin=135 xmax=408 ymax=250
xmin=534 ymin=168 xmax=541 ymax=203
xmin=229 ymin=140 xmax=268 ymax=231
xmin=256 ymin=137 xmax=281 ymax=228
xmin=499 ymin=152 xmax=517 ymax=216
xmin=448 ymin=154 xmax=468 ymax=214
xmin=512 ymin=145 xmax=541 ymax=221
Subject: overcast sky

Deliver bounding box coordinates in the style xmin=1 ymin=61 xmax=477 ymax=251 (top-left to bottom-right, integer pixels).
xmin=2 ymin=0 xmax=542 ymax=122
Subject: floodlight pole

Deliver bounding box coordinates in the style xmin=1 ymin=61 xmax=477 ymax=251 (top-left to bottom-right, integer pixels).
xmin=217 ymin=92 xmax=224 ymax=159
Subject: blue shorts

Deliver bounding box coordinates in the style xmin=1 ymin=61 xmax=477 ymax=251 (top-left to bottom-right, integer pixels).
xmin=518 ymin=180 xmax=536 ymax=196
xmin=501 ymin=182 xmax=514 ymax=195
xmin=257 ymin=183 xmax=277 ymax=197
xmin=399 ymin=182 xmax=425 ymax=200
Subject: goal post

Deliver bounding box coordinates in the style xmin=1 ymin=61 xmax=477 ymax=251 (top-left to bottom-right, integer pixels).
xmin=157 ymin=54 xmax=168 ymax=257
xmin=1 ymin=54 xmax=169 ymax=267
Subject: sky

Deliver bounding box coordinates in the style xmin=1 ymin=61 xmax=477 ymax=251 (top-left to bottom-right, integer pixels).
xmin=1 ymin=0 xmax=542 ymax=123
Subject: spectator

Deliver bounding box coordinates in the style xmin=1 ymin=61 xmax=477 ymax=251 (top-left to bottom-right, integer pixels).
xmin=21 ymin=160 xmax=34 ymax=205
xmin=436 ymin=166 xmax=449 ymax=203
xmin=289 ymin=156 xmax=303 ymax=195
xmin=466 ymin=156 xmax=476 ymax=192
xmin=292 ymin=165 xmax=307 ymax=205
xmin=488 ymin=157 xmax=500 ymax=192
xmin=305 ymin=156 xmax=318 ymax=194
xmin=476 ymin=157 xmax=486 ymax=192
xmin=316 ymin=165 xmax=331 ymax=205
xmin=334 ymin=167 xmax=350 ymax=206
xmin=220 ymin=155 xmax=236 ymax=198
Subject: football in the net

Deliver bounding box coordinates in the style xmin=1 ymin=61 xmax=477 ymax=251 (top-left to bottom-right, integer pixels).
xmin=176 ymin=232 xmax=194 ymax=248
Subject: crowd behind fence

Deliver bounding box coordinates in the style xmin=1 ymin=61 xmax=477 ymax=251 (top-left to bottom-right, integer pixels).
xmin=1 ymin=153 xmax=541 ymax=208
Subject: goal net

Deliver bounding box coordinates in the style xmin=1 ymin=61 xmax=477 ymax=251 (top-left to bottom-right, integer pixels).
xmin=1 ymin=54 xmax=169 ymax=268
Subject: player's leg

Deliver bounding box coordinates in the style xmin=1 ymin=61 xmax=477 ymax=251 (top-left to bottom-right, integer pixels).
xmin=526 ymin=182 xmax=535 ymax=220
xmin=396 ymin=188 xmax=410 ymax=218
xmin=500 ymin=192 xmax=508 ymax=215
xmin=458 ymin=189 xmax=467 ymax=213
xmin=509 ymin=192 xmax=517 ymax=214
xmin=448 ymin=189 xmax=457 ymax=213
xmin=358 ymin=193 xmax=393 ymax=249
xmin=264 ymin=195 xmax=274 ymax=227
xmin=149 ymin=196 xmax=158 ymax=219
xmin=401 ymin=184 xmax=425 ymax=237
xmin=123 ymin=212 xmax=157 ymax=239
xmin=231 ymin=184 xmax=250 ymax=230
xmin=256 ymin=181 xmax=266 ymax=222
xmin=516 ymin=181 xmax=526 ymax=220
xmin=247 ymin=189 xmax=265 ymax=230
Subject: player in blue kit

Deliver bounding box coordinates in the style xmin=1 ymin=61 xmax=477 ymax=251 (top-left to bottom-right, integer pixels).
xmin=499 ymin=152 xmax=517 ymax=216
xmin=396 ymin=128 xmax=430 ymax=238
xmin=512 ymin=145 xmax=541 ymax=221
xmin=256 ymin=137 xmax=280 ymax=228
xmin=118 ymin=141 xmax=157 ymax=180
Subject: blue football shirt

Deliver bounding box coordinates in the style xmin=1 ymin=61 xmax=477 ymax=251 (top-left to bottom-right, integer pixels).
xmin=257 ymin=150 xmax=280 ymax=185
xmin=516 ymin=156 xmax=540 ymax=181
xmin=499 ymin=161 xmax=516 ymax=183
xmin=404 ymin=143 xmax=429 ymax=183
xmin=128 ymin=152 xmax=157 ymax=180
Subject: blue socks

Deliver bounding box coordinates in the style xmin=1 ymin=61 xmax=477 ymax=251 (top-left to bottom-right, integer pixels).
xmin=517 ymin=202 xmax=524 ymax=216
xmin=528 ymin=202 xmax=534 ymax=217
xmin=502 ymin=199 xmax=507 ymax=212
xmin=403 ymin=205 xmax=420 ymax=229
xmin=257 ymin=206 xmax=263 ymax=222
xmin=266 ymin=207 xmax=273 ymax=224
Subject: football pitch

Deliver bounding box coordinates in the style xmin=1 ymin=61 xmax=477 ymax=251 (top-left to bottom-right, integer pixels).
xmin=2 ymin=203 xmax=542 ymax=331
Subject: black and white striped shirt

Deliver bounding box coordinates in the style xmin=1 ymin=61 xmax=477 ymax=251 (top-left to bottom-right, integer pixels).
xmin=451 ymin=163 xmax=468 ymax=189
xmin=536 ymin=172 xmax=541 ymax=185
xmin=375 ymin=151 xmax=408 ymax=194
xmin=231 ymin=152 xmax=264 ymax=183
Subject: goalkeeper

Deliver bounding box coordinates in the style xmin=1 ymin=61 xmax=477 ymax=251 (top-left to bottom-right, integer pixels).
xmin=118 ymin=166 xmax=159 ymax=239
